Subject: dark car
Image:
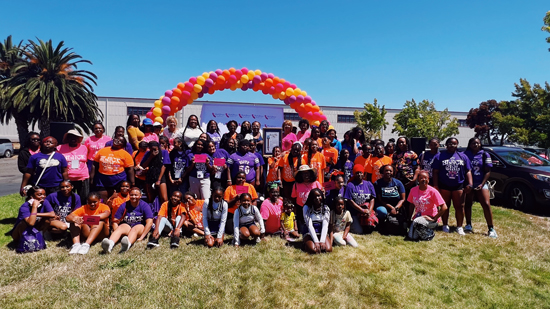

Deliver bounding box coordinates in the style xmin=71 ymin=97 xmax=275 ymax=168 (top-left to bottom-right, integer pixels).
xmin=479 ymin=146 xmax=550 ymax=211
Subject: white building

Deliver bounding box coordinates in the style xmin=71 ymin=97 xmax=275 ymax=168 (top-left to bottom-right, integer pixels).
xmin=0 ymin=96 xmax=474 ymax=145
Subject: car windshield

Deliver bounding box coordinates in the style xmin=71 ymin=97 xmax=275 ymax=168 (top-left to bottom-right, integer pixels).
xmin=495 ymin=149 xmax=550 ymax=167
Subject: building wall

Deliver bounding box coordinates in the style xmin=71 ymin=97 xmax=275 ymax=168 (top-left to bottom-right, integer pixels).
xmin=0 ymin=96 xmax=475 ymax=146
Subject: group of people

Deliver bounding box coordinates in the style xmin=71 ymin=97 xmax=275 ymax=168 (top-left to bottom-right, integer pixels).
xmin=12 ymin=114 xmax=497 ymax=255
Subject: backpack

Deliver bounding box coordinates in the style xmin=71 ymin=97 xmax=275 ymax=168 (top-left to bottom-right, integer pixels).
xmin=16 ymin=227 xmax=46 ymax=253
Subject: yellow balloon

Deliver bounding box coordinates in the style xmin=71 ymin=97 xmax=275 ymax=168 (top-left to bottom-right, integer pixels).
xmin=202 ymin=72 xmax=209 ymax=79
xmin=285 ymin=87 xmax=294 ymax=96
xmin=328 ymin=125 xmax=334 ymax=130
xmin=293 ymin=88 xmax=302 ymax=96
xmin=152 ymin=107 xmax=162 ymax=117
xmin=301 ymin=91 xmax=307 ymax=97
xmin=197 ymin=76 xmax=206 ymax=86
xmin=254 ymin=69 xmax=262 ymax=76
xmin=247 ymin=71 xmax=255 ymax=80
xmin=193 ymin=84 xmax=202 ymax=93
xmin=154 ymin=100 xmax=162 ymax=108
xmin=311 ymin=120 xmax=320 ymax=126
xmin=159 ymin=96 xmax=164 ymax=100
xmin=278 ymin=91 xmax=286 ymax=100
xmin=154 ymin=117 xmax=163 ymax=125
xmin=240 ymin=75 xmax=249 ymax=83
xmin=191 ymin=92 xmax=199 ymax=100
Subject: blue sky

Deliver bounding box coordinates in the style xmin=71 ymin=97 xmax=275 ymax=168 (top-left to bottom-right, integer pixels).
xmin=2 ymin=1 xmax=549 ymax=112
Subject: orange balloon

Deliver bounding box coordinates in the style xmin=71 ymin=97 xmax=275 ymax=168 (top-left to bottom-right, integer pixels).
xmin=177 ymin=83 xmax=185 ymax=90
xmin=229 ymin=67 xmax=236 ymax=74
xmin=173 ymin=88 xmax=182 ymax=97
xmin=230 ymin=84 xmax=237 ymax=91
xmin=290 ymin=102 xmax=300 ymax=110
xmin=235 ymin=80 xmax=243 ymax=88
xmin=311 ymin=105 xmax=320 ymax=112
xmin=305 ymin=103 xmax=313 ymax=110
xmin=222 ymin=70 xmax=231 ymax=78
xmin=252 ymin=83 xmax=261 ymax=92
xmin=272 ymin=93 xmax=279 ymax=100
xmin=279 ymin=78 xmax=286 ymax=83
xmin=171 ymin=96 xmax=180 ymax=105
xmin=217 ymin=75 xmax=226 ymax=84
xmin=278 ymin=91 xmax=286 ymax=100
xmin=208 ymin=87 xmax=216 ymax=94
xmin=264 ymin=78 xmax=273 ymax=88
xmin=191 ymin=92 xmax=199 ymax=100
xmin=311 ymin=120 xmax=320 ymax=126
xmin=297 ymin=103 xmax=306 ymax=111
xmin=272 ymin=77 xmax=280 ymax=84
xmin=187 ymin=98 xmax=194 ymax=104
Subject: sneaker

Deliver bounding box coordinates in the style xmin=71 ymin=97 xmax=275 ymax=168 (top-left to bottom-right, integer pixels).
xmin=256 ymin=237 xmax=261 ymax=243
xmin=120 ymin=236 xmax=131 ymax=252
xmin=101 ymin=238 xmax=114 ymax=254
xmin=442 ymin=225 xmax=450 ymax=233
xmin=69 ymin=243 xmax=82 ymax=255
xmin=464 ymin=224 xmax=473 ymax=233
xmin=147 ymin=234 xmax=159 ymax=249
xmin=170 ymin=236 xmax=180 ymax=249
xmin=488 ymin=228 xmax=498 ymax=238
xmin=456 ymin=227 xmax=466 ymax=236
xmin=192 ymin=233 xmax=199 ymax=239
xmin=78 ymin=243 xmax=90 ymax=255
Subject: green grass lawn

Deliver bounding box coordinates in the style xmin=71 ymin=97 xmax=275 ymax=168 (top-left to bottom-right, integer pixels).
xmin=0 ymin=194 xmax=549 ymax=308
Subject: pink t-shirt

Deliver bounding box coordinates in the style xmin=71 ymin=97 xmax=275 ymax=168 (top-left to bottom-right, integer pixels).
xmin=296 ymin=130 xmax=311 ymax=143
xmin=142 ymin=133 xmax=159 ymax=143
xmin=292 ymin=181 xmax=323 ymax=206
xmin=260 ymin=197 xmax=283 ymax=234
xmin=84 ymin=135 xmax=111 ymax=161
xmin=281 ymin=133 xmax=298 ymax=152
xmin=407 ymin=185 xmax=445 ymax=220
xmin=57 ymin=144 xmax=89 ymax=180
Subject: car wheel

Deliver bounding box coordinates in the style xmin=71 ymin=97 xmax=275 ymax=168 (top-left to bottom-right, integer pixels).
xmin=4 ymin=150 xmax=12 ymax=158
xmin=507 ymin=183 xmax=534 ymax=211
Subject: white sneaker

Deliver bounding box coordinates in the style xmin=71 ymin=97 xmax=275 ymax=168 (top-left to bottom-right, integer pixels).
xmin=488 ymin=228 xmax=498 ymax=238
xmin=69 ymin=243 xmax=82 ymax=255
xmin=456 ymin=227 xmax=466 ymax=236
xmin=464 ymin=224 xmax=473 ymax=233
xmin=442 ymin=225 xmax=450 ymax=233
xmin=256 ymin=237 xmax=261 ymax=243
xmin=78 ymin=243 xmax=90 ymax=255
xmin=101 ymin=238 xmax=114 ymax=254
xmin=120 ymin=236 xmax=131 ymax=252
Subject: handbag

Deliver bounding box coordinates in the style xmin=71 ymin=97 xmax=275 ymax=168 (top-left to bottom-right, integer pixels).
xmin=23 ymin=152 xmax=55 ymax=192
xmin=16 ymin=227 xmax=46 ymax=253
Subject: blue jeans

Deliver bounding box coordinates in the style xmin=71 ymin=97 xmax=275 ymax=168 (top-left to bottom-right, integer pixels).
xmin=157 ymin=216 xmax=182 ymax=234
xmin=350 ymin=215 xmax=363 ymax=234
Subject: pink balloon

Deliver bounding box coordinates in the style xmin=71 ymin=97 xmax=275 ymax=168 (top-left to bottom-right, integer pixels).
xmin=228 ymin=75 xmax=237 ymax=84
xmin=215 ymin=69 xmax=223 ymax=75
xmin=181 ymin=91 xmax=191 ymax=99
xmin=260 ymin=73 xmax=268 ymax=81
xmin=162 ymin=97 xmax=171 ymax=105
xmin=184 ymin=82 xmax=194 ymax=92
xmin=296 ymin=95 xmax=304 ymax=103
xmin=319 ymin=115 xmax=327 ymax=121
xmin=205 ymin=78 xmax=214 ymax=87
xmin=162 ymin=114 xmax=168 ymax=121
xmin=234 ymin=70 xmax=243 ymax=79
xmin=241 ymin=67 xmax=249 ymax=74
xmin=146 ymin=112 xmax=153 ymax=119
xmin=162 ymin=106 xmax=171 ymax=114
xmin=189 ymin=77 xmax=197 ymax=84
xmin=275 ymin=84 xmax=284 ymax=93
xmin=209 ymin=72 xmax=218 ymax=80
xmin=267 ymin=73 xmax=275 ymax=79
xmin=269 ymin=86 xmax=276 ymax=94
xmin=288 ymin=95 xmax=296 ymax=103
xmin=253 ymin=75 xmax=262 ymax=84
xmin=311 ymin=100 xmax=316 ymax=106
xmin=313 ymin=112 xmax=321 ymax=118
xmin=306 ymin=112 xmax=313 ymax=118
xmin=304 ymin=96 xmax=312 ymax=103
xmin=165 ymin=90 xmax=173 ymax=98
xmin=290 ymin=84 xmax=297 ymax=89
xmin=283 ymin=81 xmax=291 ymax=89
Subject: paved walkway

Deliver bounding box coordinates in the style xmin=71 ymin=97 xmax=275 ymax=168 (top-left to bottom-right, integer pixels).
xmin=0 ymin=156 xmax=21 ymax=197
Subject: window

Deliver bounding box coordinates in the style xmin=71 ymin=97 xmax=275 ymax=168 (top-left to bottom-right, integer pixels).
xmin=458 ymin=119 xmax=468 ymax=127
xmin=127 ymin=106 xmax=151 ymax=116
xmin=337 ymin=115 xmax=356 ymax=123
xmin=284 ymin=113 xmax=301 ymax=121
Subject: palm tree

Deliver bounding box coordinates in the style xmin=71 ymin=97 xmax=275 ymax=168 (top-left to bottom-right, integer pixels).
xmin=1 ymin=38 xmax=102 ymax=140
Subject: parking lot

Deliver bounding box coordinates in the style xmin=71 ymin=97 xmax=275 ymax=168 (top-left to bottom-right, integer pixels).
xmin=0 ymin=155 xmax=22 ymax=197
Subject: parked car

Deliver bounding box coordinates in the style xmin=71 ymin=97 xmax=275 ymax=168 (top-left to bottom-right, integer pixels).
xmin=0 ymin=138 xmax=14 ymax=158
xmin=480 ymin=146 xmax=550 ymax=211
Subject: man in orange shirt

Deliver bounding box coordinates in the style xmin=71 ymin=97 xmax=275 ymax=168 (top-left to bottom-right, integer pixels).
xmin=354 ymin=144 xmax=372 ymax=170
xmin=365 ymin=144 xmax=393 ymax=183
xmin=66 ymin=192 xmax=110 ymax=255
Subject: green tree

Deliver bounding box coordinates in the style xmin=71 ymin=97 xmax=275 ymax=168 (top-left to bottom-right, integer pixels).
xmin=493 ymin=79 xmax=550 ymax=147
xmin=392 ymin=99 xmax=459 ymax=140
xmin=466 ymin=100 xmax=500 ymax=145
xmin=0 ymin=38 xmax=102 ymax=141
xmin=542 ymin=11 xmax=550 ymax=51
xmin=353 ymin=99 xmax=388 ymax=140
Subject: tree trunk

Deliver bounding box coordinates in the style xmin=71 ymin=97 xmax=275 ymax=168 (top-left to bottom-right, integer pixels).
xmin=38 ymin=115 xmax=50 ymax=139
xmin=14 ymin=114 xmax=29 ymax=148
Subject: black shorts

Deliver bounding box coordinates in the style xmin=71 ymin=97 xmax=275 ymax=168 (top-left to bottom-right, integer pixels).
xmin=438 ymin=182 xmax=464 ymax=191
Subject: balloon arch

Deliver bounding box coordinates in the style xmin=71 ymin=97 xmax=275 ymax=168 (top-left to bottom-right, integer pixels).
xmin=145 ymin=68 xmax=328 ymax=127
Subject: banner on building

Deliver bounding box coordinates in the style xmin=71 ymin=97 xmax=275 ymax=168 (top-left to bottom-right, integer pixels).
xmin=200 ymin=103 xmax=284 ymax=134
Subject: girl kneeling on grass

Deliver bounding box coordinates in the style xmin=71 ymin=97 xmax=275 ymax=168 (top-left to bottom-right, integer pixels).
xmin=303 ymin=188 xmax=332 ymax=254
xmin=148 ymin=191 xmax=186 ymax=249
xmin=203 ymin=187 xmax=228 ymax=247
xmin=407 ymin=171 xmax=448 ymax=241
xmin=233 ymin=193 xmax=265 ymax=247
xmin=102 ymin=188 xmax=153 ymax=253
xmin=330 ymin=196 xmax=357 ymax=247
xmin=12 ymin=186 xmax=55 ymax=242
xmin=66 ymin=192 xmax=110 ymax=255
xmin=45 ymin=180 xmax=81 ymax=235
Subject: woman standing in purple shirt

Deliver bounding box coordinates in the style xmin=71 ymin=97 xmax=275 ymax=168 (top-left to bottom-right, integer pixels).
xmin=227 ymin=139 xmax=260 ymax=188
xmin=463 ymin=138 xmax=497 ymax=238
xmin=102 ymin=187 xmax=153 ymax=253
xmin=432 ymin=137 xmax=473 ymax=236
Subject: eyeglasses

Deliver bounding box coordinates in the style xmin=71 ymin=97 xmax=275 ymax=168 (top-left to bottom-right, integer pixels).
xmin=31 ymin=139 xmax=40 ymax=142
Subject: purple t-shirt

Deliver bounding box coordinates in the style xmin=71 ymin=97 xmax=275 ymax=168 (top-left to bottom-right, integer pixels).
xmin=141 ymin=149 xmax=171 ymax=165
xmin=325 ymin=187 xmax=345 ymax=209
xmin=343 ymin=180 xmax=376 ymax=216
xmin=335 ymin=160 xmax=353 ymax=183
xmin=169 ymin=149 xmax=188 ymax=180
xmin=207 ymin=132 xmax=222 ymax=149
xmin=419 ymin=151 xmax=438 ymax=178
xmin=105 ymin=140 xmax=133 ymax=155
xmin=187 ymin=152 xmax=212 ymax=179
xmin=227 ymin=152 xmax=260 ymax=183
xmin=115 ymin=200 xmax=153 ymax=227
xmin=432 ymin=151 xmax=472 ymax=187
xmin=26 ymin=152 xmax=68 ymax=188
xmin=15 ymin=199 xmax=54 ymax=227
xmin=254 ymin=152 xmax=265 ymax=165
xmin=464 ymin=150 xmax=493 ymax=186
xmin=45 ymin=192 xmax=81 ymax=222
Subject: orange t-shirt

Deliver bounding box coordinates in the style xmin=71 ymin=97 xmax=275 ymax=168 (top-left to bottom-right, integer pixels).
xmin=71 ymin=203 xmax=110 ymax=222
xmin=132 ymin=150 xmax=147 ymax=180
xmin=158 ymin=201 xmax=186 ymax=225
xmin=267 ymin=157 xmax=281 ymax=183
xmin=322 ymin=148 xmax=339 ymax=165
xmin=365 ymin=155 xmax=393 ymax=183
xmin=95 ymin=147 xmax=134 ymax=175
xmin=186 ymin=200 xmax=204 ymax=228
xmin=224 ymin=183 xmax=258 ymax=214
xmin=303 ymin=152 xmax=327 ymax=184
xmin=109 ymin=194 xmax=130 ymax=220
xmin=277 ymin=154 xmax=302 ymax=183
xmin=354 ymin=155 xmax=371 ymax=169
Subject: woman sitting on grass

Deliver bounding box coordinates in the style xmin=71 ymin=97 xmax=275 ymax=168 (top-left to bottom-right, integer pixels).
xmin=407 ymin=171 xmax=448 ymax=241
xmin=102 ymin=187 xmax=153 ymax=253
xmin=233 ymin=193 xmax=265 ymax=247
xmin=260 ymin=183 xmax=284 ymax=236
xmin=65 ymin=192 xmax=110 ymax=255
xmin=147 ymin=191 xmax=186 ymax=249
xmin=106 ymin=181 xmax=131 ymax=231
xmin=45 ymin=180 xmax=81 ymax=236
xmin=12 ymin=186 xmax=55 ymax=242
xmin=202 ymin=187 xmax=228 ymax=248
xmin=303 ymin=188 xmax=332 ymax=254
